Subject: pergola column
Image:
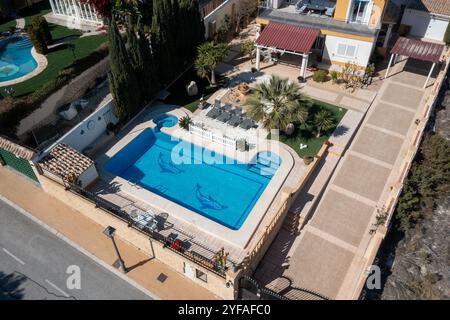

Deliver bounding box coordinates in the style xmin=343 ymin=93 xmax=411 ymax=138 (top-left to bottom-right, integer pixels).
xmin=424 ymin=62 xmax=436 ymax=88
xmin=300 ymin=53 xmax=309 ymax=79
xmin=385 ymin=53 xmax=395 ymax=79
xmin=256 ymin=47 xmax=261 ymax=71
xmin=383 ymin=24 xmax=394 ymax=48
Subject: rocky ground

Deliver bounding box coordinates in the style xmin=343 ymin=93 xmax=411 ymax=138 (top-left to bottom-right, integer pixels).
xmin=363 ymin=76 xmax=450 ymax=300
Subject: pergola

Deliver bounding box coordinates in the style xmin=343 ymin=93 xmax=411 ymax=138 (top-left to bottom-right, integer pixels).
xmin=385 ymin=37 xmax=445 ymax=88
xmin=255 ymin=22 xmax=320 ymax=80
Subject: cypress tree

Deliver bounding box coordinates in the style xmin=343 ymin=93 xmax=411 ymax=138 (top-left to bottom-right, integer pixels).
xmin=137 ymin=22 xmax=159 ymax=99
xmin=108 ymin=15 xmax=142 ymax=121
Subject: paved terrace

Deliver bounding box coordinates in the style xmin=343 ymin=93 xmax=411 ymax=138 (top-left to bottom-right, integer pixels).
xmin=88 ymin=104 xmax=308 ymax=267
xmin=257 ymin=5 xmax=378 ymax=37
xmin=255 ymin=57 xmax=446 ymax=299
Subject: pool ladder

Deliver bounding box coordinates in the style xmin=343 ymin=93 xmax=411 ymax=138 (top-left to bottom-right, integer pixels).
xmin=127 ymin=178 xmax=141 ymax=189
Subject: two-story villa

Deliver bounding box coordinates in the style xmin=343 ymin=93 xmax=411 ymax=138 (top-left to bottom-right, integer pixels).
xmin=256 ymin=0 xmax=389 ymax=76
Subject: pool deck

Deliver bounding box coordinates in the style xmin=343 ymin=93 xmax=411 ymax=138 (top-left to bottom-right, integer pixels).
xmin=90 ymin=103 xmax=308 ymax=263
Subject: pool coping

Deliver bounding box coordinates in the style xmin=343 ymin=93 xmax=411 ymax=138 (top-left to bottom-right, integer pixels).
xmin=96 ymin=107 xmax=295 ymax=249
xmin=0 ymin=46 xmax=48 ymax=87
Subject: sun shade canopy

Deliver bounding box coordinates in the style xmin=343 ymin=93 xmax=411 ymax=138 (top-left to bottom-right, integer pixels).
xmin=391 ymin=37 xmax=445 ymax=64
xmin=256 ymin=22 xmax=320 ymax=54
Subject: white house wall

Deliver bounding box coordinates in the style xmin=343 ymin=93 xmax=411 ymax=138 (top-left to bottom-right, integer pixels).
xmin=401 ymin=9 xmax=450 ymax=42
xmin=78 ymin=164 xmax=99 ymax=188
xmin=203 ymin=0 xmax=240 ymax=39
xmin=323 ymin=35 xmax=374 ymax=68
xmin=43 ymin=100 xmax=119 ymax=154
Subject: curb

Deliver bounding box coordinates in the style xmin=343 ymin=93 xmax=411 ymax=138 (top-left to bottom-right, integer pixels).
xmin=0 ymin=194 xmax=160 ymax=300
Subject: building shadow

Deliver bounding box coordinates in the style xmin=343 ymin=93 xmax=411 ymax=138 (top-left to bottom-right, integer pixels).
xmin=0 ymin=271 xmax=26 ymax=300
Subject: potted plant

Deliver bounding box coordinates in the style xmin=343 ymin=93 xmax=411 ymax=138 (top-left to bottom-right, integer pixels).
xmin=303 ymin=156 xmax=314 ymax=165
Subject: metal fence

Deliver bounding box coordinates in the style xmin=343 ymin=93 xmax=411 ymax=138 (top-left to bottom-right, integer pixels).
xmin=63 ymin=182 xmax=229 ymax=278
xmin=189 ymin=123 xmax=237 ymax=149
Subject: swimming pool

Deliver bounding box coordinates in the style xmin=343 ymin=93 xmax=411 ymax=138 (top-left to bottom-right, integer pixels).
xmin=0 ymin=35 xmax=37 ymax=83
xmin=103 ymin=126 xmax=281 ymax=230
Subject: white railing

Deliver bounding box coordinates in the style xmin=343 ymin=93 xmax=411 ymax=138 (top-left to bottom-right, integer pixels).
xmin=189 ymin=123 xmax=237 ymax=150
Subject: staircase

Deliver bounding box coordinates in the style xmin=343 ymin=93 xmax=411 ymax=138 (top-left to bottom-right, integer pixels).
xmin=8 ymin=37 xmax=32 ymax=50
xmin=248 ymin=152 xmax=281 ymax=177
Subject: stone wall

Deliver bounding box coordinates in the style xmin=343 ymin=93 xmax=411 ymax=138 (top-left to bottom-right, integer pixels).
xmin=16 ymin=58 xmax=110 ymax=138
xmin=37 ymin=174 xmax=236 ymax=299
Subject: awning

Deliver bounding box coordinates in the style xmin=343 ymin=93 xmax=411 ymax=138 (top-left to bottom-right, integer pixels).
xmin=391 ymin=37 xmax=445 ymax=63
xmin=256 ymin=22 xmax=320 ymax=55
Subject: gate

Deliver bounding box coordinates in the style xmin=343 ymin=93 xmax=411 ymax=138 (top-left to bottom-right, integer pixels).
xmin=0 ymin=136 xmax=39 ymax=183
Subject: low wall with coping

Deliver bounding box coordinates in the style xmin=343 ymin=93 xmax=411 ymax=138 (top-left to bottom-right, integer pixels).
xmin=37 ymin=173 xmax=237 ymax=299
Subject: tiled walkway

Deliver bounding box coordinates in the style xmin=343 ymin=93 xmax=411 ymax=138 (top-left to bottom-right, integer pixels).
xmin=254 ymin=59 xmax=437 ymax=299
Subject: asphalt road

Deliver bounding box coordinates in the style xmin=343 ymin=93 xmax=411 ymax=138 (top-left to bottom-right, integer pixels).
xmin=0 ymin=198 xmax=152 ymax=300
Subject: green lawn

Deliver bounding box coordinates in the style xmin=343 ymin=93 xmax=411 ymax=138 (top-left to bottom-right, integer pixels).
xmin=276 ymin=101 xmax=347 ymax=158
xmin=165 ymin=68 xmax=225 ymax=112
xmin=0 ymin=18 xmax=16 ymax=33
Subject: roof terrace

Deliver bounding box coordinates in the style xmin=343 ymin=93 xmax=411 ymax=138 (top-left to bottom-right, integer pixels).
xmin=257 ymin=2 xmax=379 ymax=38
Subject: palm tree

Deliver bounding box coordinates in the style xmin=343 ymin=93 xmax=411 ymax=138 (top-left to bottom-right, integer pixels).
xmin=195 ymin=42 xmax=229 ymax=85
xmin=313 ymin=109 xmax=336 ymax=138
xmin=246 ymin=75 xmax=309 ymax=132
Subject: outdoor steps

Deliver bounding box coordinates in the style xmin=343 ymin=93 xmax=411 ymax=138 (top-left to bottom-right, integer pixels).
xmin=248 ymin=162 xmax=277 ymax=176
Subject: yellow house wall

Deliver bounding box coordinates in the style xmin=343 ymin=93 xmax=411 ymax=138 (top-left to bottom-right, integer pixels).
xmin=369 ymin=0 xmax=387 ymax=29
xmin=334 ymin=0 xmax=350 ymax=22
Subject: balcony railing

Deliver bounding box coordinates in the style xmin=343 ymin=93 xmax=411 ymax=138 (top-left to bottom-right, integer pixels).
xmin=257 ymin=2 xmax=379 ymax=37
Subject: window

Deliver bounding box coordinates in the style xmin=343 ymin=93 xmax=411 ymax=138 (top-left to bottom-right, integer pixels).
xmin=196 ymin=269 xmax=208 ymax=282
xmin=336 ymin=43 xmax=358 ymax=58
xmin=349 ymin=0 xmax=371 ymax=24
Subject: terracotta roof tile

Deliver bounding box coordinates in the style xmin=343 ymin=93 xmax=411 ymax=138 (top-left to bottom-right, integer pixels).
xmin=0 ymin=135 xmax=36 ymax=160
xmin=411 ymin=0 xmax=450 ymax=17
xmin=39 ymin=143 xmax=93 ymax=180
xmin=256 ymin=22 xmax=320 ymax=54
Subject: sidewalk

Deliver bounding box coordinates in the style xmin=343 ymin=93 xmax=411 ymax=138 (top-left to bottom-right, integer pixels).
xmin=0 ymin=166 xmax=219 ymax=300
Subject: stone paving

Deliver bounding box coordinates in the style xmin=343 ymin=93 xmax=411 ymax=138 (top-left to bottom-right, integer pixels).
xmin=254 ymin=58 xmax=440 ymax=299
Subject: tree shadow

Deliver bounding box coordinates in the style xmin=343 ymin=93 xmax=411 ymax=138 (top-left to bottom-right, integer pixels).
xmin=0 ymin=271 xmax=26 ymax=300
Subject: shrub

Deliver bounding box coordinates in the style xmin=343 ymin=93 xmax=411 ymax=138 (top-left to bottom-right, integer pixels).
xmin=313 ymin=70 xmax=328 ymax=83
xmin=179 ymin=116 xmax=192 ymax=130
xmin=330 ymin=70 xmax=339 ymax=84
xmin=27 ymin=24 xmax=47 ymax=54
xmin=31 ymin=16 xmax=52 ymax=44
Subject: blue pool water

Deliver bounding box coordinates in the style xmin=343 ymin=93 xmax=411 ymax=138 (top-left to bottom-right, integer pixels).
xmin=0 ymin=36 xmax=37 ymax=83
xmin=103 ymin=127 xmax=281 ymax=230
xmin=154 ymin=114 xmax=178 ymax=128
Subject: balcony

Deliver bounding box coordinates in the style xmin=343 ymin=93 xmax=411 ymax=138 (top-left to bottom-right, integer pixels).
xmin=257 ymin=2 xmax=379 ymax=37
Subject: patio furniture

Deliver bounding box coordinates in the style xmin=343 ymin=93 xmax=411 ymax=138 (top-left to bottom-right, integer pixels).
xmin=198 ymin=101 xmax=210 ymax=110
xmin=206 ymin=107 xmax=221 ymax=119
xmin=239 ymin=118 xmax=255 ymax=130
xmin=232 ymin=107 xmax=243 ymax=115
xmin=131 ymin=210 xmax=157 ymax=231
xmin=217 ymin=111 xmax=232 ymax=123
xmin=223 ymin=103 xmax=233 ymax=111
xmin=214 ymin=99 xmax=221 ymax=109
xmin=227 ymin=115 xmax=243 ymax=127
